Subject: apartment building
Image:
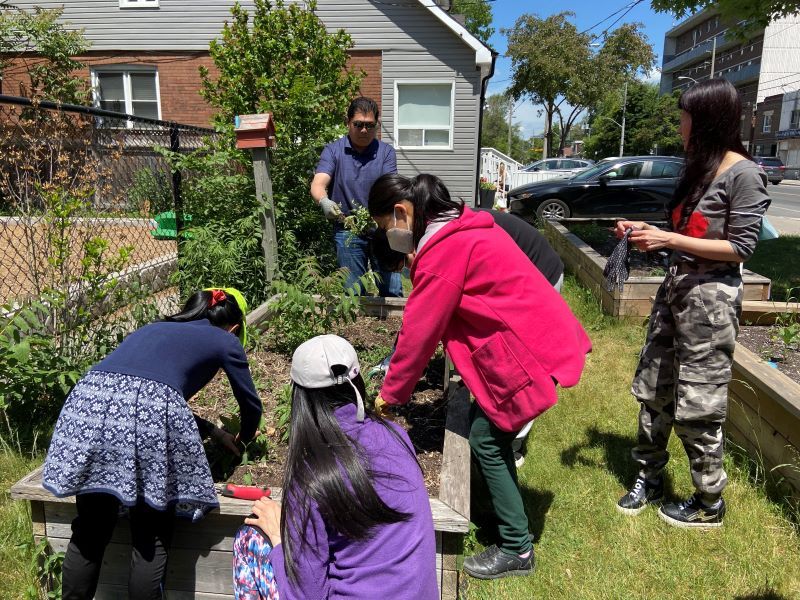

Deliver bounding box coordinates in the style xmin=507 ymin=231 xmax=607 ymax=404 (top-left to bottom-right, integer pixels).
xmin=659 ymin=9 xmax=800 ymax=162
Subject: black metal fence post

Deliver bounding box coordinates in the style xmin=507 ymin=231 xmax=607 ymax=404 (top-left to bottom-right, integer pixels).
xmin=169 ymin=122 xmax=184 ymax=299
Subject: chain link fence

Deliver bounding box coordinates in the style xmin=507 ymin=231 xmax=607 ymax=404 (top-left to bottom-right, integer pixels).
xmin=0 ymin=94 xmax=222 ymax=332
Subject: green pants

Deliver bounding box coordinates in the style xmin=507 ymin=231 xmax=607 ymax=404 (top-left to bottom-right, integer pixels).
xmin=469 ymin=402 xmax=532 ymax=555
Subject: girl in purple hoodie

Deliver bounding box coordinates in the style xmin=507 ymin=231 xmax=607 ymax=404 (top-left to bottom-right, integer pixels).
xmin=232 ymin=335 xmax=437 ymax=600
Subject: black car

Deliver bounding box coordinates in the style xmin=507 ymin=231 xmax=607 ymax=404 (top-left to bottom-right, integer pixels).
xmin=752 ymin=156 xmax=785 ymax=185
xmin=508 ymin=156 xmax=684 ymax=222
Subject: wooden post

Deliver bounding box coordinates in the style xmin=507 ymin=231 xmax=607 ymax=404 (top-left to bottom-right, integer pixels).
xmin=235 ymin=113 xmax=278 ymax=284
xmin=251 ymin=147 xmax=278 ymax=282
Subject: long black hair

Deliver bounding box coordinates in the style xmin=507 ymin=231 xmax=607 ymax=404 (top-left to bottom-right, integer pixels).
xmin=671 ymin=78 xmax=750 ymax=230
xmin=368 ymin=173 xmax=464 ymax=245
xmin=280 ymin=368 xmax=417 ymax=582
xmin=164 ymin=290 xmax=243 ymax=332
xmin=370 ymin=228 xmax=407 ymax=273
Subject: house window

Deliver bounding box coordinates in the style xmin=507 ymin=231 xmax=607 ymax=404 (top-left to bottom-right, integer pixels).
xmin=119 ymin=0 xmax=159 ymax=7
xmin=395 ymin=81 xmax=454 ymax=149
xmin=791 ymin=109 xmax=800 ymax=129
xmin=92 ymin=68 xmax=161 ymax=125
xmin=763 ymin=115 xmax=772 ymax=133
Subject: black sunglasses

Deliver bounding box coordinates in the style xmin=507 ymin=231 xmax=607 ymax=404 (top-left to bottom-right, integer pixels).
xmin=352 ymin=120 xmax=377 ymax=130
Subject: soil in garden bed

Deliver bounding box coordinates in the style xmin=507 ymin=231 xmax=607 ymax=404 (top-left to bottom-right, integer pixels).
xmin=190 ymin=315 xmax=446 ymax=497
xmin=565 ymin=222 xmax=669 ymax=277
xmin=737 ymin=323 xmax=800 ymax=384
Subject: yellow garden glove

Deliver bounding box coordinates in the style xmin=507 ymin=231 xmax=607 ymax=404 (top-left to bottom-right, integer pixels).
xmin=374 ymin=395 xmax=392 ymax=420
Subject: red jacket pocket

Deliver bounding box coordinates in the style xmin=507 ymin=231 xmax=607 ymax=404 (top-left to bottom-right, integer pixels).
xmin=471 ymin=334 xmax=532 ymax=407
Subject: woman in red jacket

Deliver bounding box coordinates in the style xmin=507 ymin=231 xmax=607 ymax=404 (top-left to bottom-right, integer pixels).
xmin=368 ymin=173 xmax=591 ymax=580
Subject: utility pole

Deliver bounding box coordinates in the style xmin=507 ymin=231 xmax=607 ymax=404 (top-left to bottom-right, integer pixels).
xmin=619 ymin=79 xmax=628 ymax=157
xmin=507 ymin=97 xmax=513 ymax=156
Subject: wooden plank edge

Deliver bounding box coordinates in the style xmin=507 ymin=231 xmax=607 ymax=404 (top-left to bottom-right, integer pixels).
xmin=732 ymin=342 xmax=800 ymax=421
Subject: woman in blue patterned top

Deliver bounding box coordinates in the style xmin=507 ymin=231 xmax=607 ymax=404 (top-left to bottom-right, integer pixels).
xmin=42 ymin=288 xmax=262 ymax=600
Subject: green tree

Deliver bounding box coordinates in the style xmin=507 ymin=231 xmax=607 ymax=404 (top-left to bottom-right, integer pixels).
xmin=480 ymin=94 xmax=527 ymax=161
xmin=651 ymin=0 xmax=800 ymax=37
xmin=583 ymin=81 xmax=682 ymax=159
xmin=200 ymin=0 xmax=363 ymax=276
xmin=450 ymin=0 xmax=494 ymax=46
xmin=505 ymin=13 xmax=655 ymax=157
xmin=0 ymin=6 xmax=90 ymax=102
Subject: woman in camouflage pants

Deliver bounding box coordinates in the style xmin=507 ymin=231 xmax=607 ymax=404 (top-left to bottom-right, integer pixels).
xmin=614 ymin=78 xmax=771 ymax=528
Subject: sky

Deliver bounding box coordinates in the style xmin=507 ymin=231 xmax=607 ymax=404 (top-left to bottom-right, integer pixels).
xmin=481 ymin=0 xmax=679 ymax=139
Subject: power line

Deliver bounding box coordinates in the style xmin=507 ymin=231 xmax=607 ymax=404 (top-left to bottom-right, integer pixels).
xmin=579 ymin=0 xmax=641 ymax=36
xmin=598 ymin=0 xmax=644 ymax=38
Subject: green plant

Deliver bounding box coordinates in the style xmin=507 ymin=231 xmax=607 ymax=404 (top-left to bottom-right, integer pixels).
xmin=200 ymin=0 xmax=363 ymax=274
xmin=24 ymin=539 xmax=63 ymax=600
xmin=568 ymin=222 xmax=612 ymax=246
xmin=479 ymin=177 xmax=496 ymax=191
xmin=267 ymin=256 xmax=369 ymax=354
xmin=274 ymin=383 xmax=293 ymax=444
xmin=127 ymin=168 xmax=174 ymax=216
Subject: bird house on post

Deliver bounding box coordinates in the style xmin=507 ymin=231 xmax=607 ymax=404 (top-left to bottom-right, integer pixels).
xmin=235 ymin=113 xmax=278 ymax=283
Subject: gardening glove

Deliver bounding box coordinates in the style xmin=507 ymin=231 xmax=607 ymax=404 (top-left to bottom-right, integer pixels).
xmin=374 ymin=395 xmax=394 ymax=421
xmin=319 ymin=197 xmax=344 ymax=222
xmin=212 ymin=426 xmax=241 ymax=457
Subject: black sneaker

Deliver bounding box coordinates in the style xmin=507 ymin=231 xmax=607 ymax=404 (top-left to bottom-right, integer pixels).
xmin=463 ymin=544 xmax=534 ymax=580
xmin=659 ymin=494 xmax=726 ymax=528
xmin=616 ymin=476 xmax=664 ymax=515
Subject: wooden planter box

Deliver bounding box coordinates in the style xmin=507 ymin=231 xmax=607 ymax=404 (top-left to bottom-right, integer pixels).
xmin=11 ymin=296 xmax=471 ymax=599
xmin=543 ymin=219 xmax=772 ymax=319
xmin=727 ymin=343 xmax=800 ymax=497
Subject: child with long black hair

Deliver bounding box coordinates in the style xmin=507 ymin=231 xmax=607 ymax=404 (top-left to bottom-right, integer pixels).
xmin=615 ymin=78 xmax=770 ymax=527
xmin=367 ymin=173 xmax=591 ymax=580
xmin=233 ymin=334 xmax=437 ymax=600
xmin=43 ymin=288 xmax=262 ymax=600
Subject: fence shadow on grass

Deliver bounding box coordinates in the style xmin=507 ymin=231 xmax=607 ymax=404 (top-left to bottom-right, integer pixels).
xmin=733 ymin=589 xmax=793 ymax=600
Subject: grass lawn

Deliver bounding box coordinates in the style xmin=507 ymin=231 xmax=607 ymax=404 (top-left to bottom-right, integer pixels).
xmin=464 ymin=277 xmax=800 ymax=599
xmin=0 ymin=442 xmax=42 ymax=600
xmin=746 ymin=235 xmax=800 ymax=302
xmin=1 ymin=277 xmax=799 ymax=599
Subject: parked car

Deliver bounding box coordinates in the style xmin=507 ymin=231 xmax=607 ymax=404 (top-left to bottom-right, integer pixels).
xmin=752 ymin=156 xmax=785 ymax=184
xmin=508 ymin=156 xmax=685 ymax=222
xmin=522 ymin=158 xmax=595 ymax=175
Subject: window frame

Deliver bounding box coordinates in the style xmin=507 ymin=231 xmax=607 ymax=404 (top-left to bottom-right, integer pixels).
xmin=791 ymin=109 xmax=800 ymax=129
xmin=119 ymin=0 xmax=159 ymax=8
xmin=394 ymin=80 xmax=456 ymax=151
xmin=763 ymin=114 xmax=772 ymax=133
xmin=90 ymin=65 xmax=162 ymax=127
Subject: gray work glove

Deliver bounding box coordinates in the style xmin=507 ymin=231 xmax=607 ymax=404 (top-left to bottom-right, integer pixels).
xmin=319 ymin=197 xmax=343 ymax=221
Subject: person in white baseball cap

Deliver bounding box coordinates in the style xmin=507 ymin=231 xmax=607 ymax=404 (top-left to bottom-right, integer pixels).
xmin=232 ymin=335 xmax=438 ymax=600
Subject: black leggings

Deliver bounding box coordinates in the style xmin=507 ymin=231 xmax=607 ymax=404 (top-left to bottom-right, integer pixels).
xmin=61 ymin=493 xmax=175 ymax=600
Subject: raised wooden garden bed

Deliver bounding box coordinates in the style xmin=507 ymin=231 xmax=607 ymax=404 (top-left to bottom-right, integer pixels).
xmin=544 ymin=219 xmax=772 ymax=319
xmin=11 ymin=296 xmax=471 ymax=599
xmin=728 ymin=343 xmax=800 ymax=498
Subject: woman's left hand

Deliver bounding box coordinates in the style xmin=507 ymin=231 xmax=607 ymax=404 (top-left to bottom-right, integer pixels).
xmin=628 ymin=228 xmax=675 ymax=252
xmin=245 ymin=497 xmax=282 ymax=545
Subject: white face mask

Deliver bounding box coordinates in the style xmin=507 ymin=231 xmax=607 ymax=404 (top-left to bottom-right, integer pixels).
xmin=386 ymin=212 xmax=415 ymax=254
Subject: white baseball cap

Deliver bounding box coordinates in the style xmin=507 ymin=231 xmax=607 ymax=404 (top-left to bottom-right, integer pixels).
xmin=290 ymin=335 xmax=365 ymax=422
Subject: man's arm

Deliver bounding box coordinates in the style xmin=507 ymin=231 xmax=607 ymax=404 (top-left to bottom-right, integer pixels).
xmin=310 ymin=172 xmax=332 ymax=204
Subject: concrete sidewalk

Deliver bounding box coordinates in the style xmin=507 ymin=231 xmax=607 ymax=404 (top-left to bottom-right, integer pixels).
xmin=778 ymin=179 xmax=800 ymax=186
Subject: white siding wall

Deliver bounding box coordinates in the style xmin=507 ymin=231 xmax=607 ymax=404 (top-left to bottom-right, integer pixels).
xmin=11 ymin=0 xmax=484 ymax=202
xmin=758 ymin=16 xmax=800 ymax=103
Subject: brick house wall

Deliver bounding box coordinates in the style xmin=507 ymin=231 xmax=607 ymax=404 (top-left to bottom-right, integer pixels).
xmin=2 ymin=49 xmax=382 ymax=129
xmin=752 ymin=93 xmax=784 ymax=156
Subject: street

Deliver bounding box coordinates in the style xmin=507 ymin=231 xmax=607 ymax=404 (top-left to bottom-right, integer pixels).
xmin=765 ymin=181 xmax=800 ymax=235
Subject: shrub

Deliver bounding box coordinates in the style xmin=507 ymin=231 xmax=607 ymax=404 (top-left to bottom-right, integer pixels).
xmin=267 ymin=256 xmax=369 ymax=354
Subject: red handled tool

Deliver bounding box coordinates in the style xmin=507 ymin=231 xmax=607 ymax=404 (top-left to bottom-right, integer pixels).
xmin=221 ymin=484 xmax=271 ymax=501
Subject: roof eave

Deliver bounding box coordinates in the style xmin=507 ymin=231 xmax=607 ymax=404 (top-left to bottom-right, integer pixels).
xmin=416 ymin=0 xmax=494 ymax=75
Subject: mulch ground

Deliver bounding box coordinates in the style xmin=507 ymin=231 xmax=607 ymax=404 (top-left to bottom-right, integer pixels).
xmin=737 ymin=324 xmax=800 ymax=384
xmin=565 ymin=222 xmax=669 ymax=277
xmin=190 ymin=315 xmax=446 ymax=497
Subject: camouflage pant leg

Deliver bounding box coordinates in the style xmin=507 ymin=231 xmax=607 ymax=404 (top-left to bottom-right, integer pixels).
xmin=631 ymin=268 xmax=742 ymax=498
xmin=630 ymin=281 xmax=677 ymax=479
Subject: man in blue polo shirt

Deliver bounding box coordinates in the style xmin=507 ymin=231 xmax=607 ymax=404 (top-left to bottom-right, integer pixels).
xmin=310 ymin=97 xmax=402 ymax=297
